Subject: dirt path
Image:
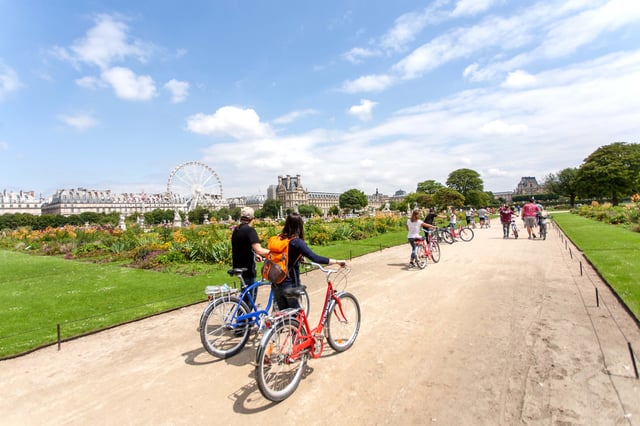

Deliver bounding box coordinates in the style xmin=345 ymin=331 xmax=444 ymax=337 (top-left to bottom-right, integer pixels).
xmin=1 ymin=221 xmax=639 ymax=425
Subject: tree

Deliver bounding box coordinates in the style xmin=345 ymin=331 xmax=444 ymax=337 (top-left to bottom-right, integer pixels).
xmin=544 ymin=168 xmax=579 ymax=207
xmin=433 ymin=187 xmax=464 ymax=209
xmin=259 ymin=198 xmax=281 ymax=218
xmin=446 ymin=168 xmax=484 ymax=198
xmin=402 ymin=192 xmax=432 ymax=210
xmin=339 ymin=189 xmax=368 ymax=213
xmin=328 ymin=205 xmax=340 ymax=216
xmin=298 ymin=204 xmax=322 ymax=217
xmin=417 ymin=180 xmax=444 ymax=194
xmin=576 ymin=142 xmax=640 ymax=205
xmin=465 ymin=189 xmax=490 ymax=208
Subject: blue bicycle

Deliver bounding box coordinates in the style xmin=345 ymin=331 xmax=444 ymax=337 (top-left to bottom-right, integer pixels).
xmin=199 ymin=268 xmax=310 ymax=359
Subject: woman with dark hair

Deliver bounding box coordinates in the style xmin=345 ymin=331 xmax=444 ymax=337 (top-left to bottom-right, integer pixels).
xmin=273 ymin=212 xmax=346 ymax=310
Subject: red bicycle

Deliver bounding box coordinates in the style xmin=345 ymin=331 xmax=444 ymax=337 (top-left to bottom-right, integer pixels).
xmin=413 ymin=230 xmax=441 ymax=269
xmin=255 ymin=261 xmax=361 ymax=402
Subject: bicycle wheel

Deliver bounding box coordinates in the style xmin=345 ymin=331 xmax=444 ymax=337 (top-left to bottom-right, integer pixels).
xmin=415 ymin=244 xmax=428 ymax=269
xmin=440 ymin=229 xmax=454 ymax=244
xmin=255 ymin=318 xmax=308 ymax=402
xmin=512 ymin=224 xmax=518 ymax=239
xmin=199 ymin=296 xmax=250 ymax=358
xmin=326 ymin=292 xmax=361 ymax=352
xmin=541 ymin=224 xmax=547 ymax=240
xmin=429 ymin=240 xmax=440 ymax=263
xmin=459 ymin=227 xmax=474 ymax=242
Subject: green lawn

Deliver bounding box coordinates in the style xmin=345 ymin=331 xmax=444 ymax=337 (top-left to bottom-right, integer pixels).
xmin=0 ymin=230 xmax=407 ymax=358
xmin=552 ymin=212 xmax=640 ymax=320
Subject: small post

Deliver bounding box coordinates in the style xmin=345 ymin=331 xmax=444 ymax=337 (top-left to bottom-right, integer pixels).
xmin=57 ymin=323 xmax=61 ymax=351
xmin=565 ymin=240 xmax=568 ymax=250
xmin=596 ymin=288 xmax=599 ymax=307
xmin=629 ymin=342 xmax=639 ymax=379
xmin=580 ymin=261 xmax=583 ymax=276
xmin=349 ymin=249 xmax=353 ymax=261
xmin=569 ymin=247 xmax=573 ymax=259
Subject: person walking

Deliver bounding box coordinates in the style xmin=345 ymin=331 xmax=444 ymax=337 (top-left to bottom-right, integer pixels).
xmin=521 ymin=197 xmax=541 ymax=239
xmin=231 ymin=207 xmax=270 ymax=306
xmin=272 ymin=212 xmax=346 ymax=310
xmin=499 ymin=204 xmax=515 ymax=239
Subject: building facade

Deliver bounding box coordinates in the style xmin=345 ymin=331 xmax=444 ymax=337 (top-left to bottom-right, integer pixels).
xmin=0 ymin=190 xmax=44 ymax=215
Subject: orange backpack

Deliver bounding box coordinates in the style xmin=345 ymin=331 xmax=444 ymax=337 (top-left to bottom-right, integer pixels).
xmin=261 ymin=236 xmax=296 ymax=284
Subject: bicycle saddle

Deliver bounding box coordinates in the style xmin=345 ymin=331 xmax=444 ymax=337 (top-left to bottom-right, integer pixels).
xmin=227 ymin=268 xmax=248 ymax=276
xmin=283 ymin=285 xmax=307 ymax=298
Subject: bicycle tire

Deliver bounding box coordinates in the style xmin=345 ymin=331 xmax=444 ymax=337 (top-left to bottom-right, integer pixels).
xmin=541 ymin=224 xmax=547 ymax=240
xmin=440 ymin=229 xmax=454 ymax=244
xmin=255 ymin=318 xmax=308 ymax=402
xmin=326 ymin=292 xmax=361 ymax=352
xmin=429 ymin=240 xmax=440 ymax=263
xmin=459 ymin=227 xmax=474 ymax=242
xmin=415 ymin=244 xmax=428 ymax=269
xmin=199 ymin=296 xmax=250 ymax=359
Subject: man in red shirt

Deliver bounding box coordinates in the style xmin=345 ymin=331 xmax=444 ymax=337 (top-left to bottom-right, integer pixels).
xmin=521 ymin=197 xmax=541 ymax=239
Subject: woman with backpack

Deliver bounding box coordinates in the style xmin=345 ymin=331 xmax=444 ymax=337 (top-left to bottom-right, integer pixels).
xmin=271 ymin=212 xmax=346 ymax=310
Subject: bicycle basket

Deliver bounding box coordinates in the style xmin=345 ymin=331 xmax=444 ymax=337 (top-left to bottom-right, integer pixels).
xmin=332 ymin=267 xmax=351 ymax=293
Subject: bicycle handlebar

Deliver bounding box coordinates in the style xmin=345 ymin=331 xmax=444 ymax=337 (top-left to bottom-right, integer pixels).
xmin=301 ymin=261 xmax=349 ymax=276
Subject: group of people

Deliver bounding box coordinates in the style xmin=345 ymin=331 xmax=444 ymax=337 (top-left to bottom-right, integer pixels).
xmin=231 ymin=207 xmax=346 ymax=311
xmin=499 ymin=197 xmax=544 ymax=239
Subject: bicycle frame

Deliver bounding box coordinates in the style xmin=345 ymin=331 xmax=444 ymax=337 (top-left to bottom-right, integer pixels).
xmin=199 ymin=271 xmax=274 ymax=331
xmin=266 ymin=264 xmax=346 ymax=360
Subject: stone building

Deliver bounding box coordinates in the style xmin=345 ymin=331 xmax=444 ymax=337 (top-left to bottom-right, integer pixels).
xmin=40 ymin=188 xmax=176 ymax=216
xmin=514 ymin=177 xmax=543 ymax=196
xmin=0 ymin=190 xmax=44 ymax=215
xmin=273 ymin=174 xmax=390 ymax=216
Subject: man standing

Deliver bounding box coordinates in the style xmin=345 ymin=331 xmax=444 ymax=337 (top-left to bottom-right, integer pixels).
xmin=231 ymin=207 xmax=270 ymax=304
xmin=521 ymin=197 xmax=541 ymax=239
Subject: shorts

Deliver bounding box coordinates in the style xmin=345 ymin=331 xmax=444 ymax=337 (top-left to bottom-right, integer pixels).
xmin=524 ymin=216 xmax=536 ymax=228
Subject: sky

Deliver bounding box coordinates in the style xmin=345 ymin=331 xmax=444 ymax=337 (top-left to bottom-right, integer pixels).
xmin=1 ymin=0 xmax=639 ymax=201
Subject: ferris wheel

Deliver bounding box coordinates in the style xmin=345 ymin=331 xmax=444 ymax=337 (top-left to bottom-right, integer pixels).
xmin=166 ymin=161 xmax=224 ymax=212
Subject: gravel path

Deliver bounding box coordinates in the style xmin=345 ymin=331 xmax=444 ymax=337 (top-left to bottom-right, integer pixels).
xmin=1 ymin=221 xmax=639 ymax=425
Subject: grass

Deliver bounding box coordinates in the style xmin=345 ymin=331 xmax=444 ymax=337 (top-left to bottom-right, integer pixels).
xmin=0 ymin=230 xmax=407 ymax=358
xmin=552 ymin=212 xmax=640 ymax=320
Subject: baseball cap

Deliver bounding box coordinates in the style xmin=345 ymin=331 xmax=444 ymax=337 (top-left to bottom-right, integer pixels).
xmin=240 ymin=206 xmax=254 ymax=220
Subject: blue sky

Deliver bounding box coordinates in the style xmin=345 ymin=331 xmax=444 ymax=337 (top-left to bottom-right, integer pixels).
xmin=1 ymin=0 xmax=639 ymax=201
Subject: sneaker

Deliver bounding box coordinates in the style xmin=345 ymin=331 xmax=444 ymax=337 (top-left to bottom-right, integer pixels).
xmin=532 ymin=233 xmax=536 ymax=238
xmin=408 ymin=262 xmax=415 ymax=268
xmin=528 ymin=236 xmax=532 ymax=239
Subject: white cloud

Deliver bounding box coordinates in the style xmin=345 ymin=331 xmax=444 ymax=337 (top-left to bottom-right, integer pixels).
xmin=502 ymin=70 xmax=537 ymax=88
xmin=0 ymin=64 xmax=21 ymax=100
xmin=55 ymin=14 xmax=152 ymax=70
xmin=75 ymin=76 xmax=105 ymax=89
xmin=101 ymin=67 xmax=156 ymax=101
xmin=272 ymin=109 xmax=318 ymax=125
xmin=164 ymin=79 xmax=189 ymax=103
xmin=341 ymin=74 xmax=394 ymax=93
xmin=342 ymin=47 xmax=379 ymax=64
xmin=0 ymin=141 xmax=8 ymax=150
xmin=58 ymin=113 xmax=99 ymax=131
xmin=451 ymin=0 xmax=501 ymax=17
xmin=186 ymin=106 xmax=274 ymax=140
xmin=348 ymin=99 xmax=378 ymax=122
xmin=480 ymin=119 xmax=528 ymax=136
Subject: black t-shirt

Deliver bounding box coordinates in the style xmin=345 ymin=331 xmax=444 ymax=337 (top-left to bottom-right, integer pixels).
xmin=231 ymin=223 xmax=261 ymax=283
xmin=424 ymin=213 xmax=436 ymax=225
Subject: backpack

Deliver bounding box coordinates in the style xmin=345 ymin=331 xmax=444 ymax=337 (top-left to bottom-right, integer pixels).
xmin=261 ymin=236 xmax=296 ymax=284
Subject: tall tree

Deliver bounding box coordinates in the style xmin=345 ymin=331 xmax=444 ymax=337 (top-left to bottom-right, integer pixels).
xmin=544 ymin=168 xmax=579 ymax=207
xmin=417 ymin=180 xmax=444 ymax=194
xmin=434 ymin=187 xmax=465 ymax=209
xmin=259 ymin=198 xmax=281 ymax=218
xmin=446 ymin=168 xmax=483 ymax=198
xmin=339 ymin=188 xmax=368 ymax=213
xmin=576 ymin=142 xmax=640 ymax=205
